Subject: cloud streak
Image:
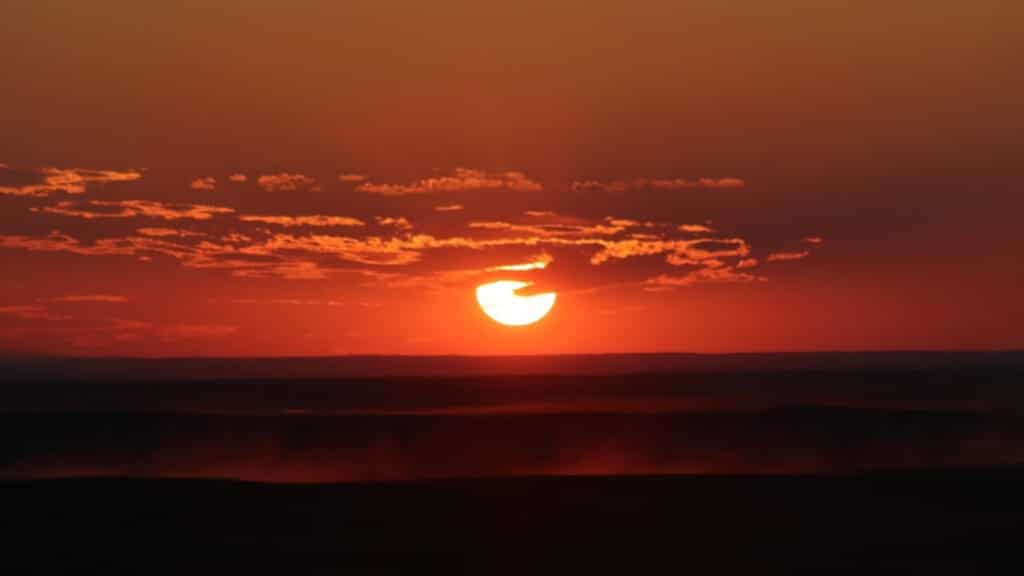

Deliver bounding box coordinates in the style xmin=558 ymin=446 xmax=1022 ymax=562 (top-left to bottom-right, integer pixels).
xmin=572 ymin=177 xmax=744 ymax=193
xmin=0 ymin=166 xmax=143 ymax=197
xmin=0 ymin=305 xmax=57 ymax=319
xmin=376 ymin=216 xmax=412 ymax=230
xmin=190 ymin=177 xmax=216 ymax=191
xmin=239 ymin=215 xmax=365 ymax=227
xmin=357 ymin=168 xmax=542 ymax=196
xmin=434 ymin=204 xmax=464 ymax=212
xmin=46 ymin=295 xmax=128 ymax=303
xmin=766 ymin=251 xmax=811 ymax=262
xmin=33 ymin=200 xmax=234 ymax=221
xmin=257 ymin=173 xmax=319 ymax=192
xmin=644 ymin=267 xmax=764 ymax=290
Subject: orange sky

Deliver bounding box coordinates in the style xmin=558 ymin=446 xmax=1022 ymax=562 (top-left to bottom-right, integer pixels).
xmin=1 ymin=0 xmax=1021 ymax=355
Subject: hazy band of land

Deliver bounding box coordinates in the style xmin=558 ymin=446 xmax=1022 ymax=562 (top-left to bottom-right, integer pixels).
xmin=2 ymin=352 xmax=1022 ymax=483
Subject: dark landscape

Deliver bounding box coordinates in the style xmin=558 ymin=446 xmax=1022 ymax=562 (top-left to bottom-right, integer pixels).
xmin=2 ymin=353 xmax=1022 ymax=572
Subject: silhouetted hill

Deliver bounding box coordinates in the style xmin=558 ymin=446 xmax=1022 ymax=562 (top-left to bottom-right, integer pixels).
xmin=3 ymin=350 xmax=1023 ymax=381
xmin=3 ymin=471 xmax=1022 ymax=574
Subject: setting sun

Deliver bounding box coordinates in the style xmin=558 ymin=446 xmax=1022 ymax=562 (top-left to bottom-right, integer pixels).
xmin=475 ymin=281 xmax=556 ymax=326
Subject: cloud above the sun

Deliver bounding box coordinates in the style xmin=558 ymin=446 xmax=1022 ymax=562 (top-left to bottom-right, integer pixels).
xmin=31 ymin=200 xmax=234 ymax=221
xmin=356 ymin=168 xmax=542 ymax=196
xmin=0 ymin=164 xmax=820 ymax=289
xmin=257 ymin=173 xmax=320 ymax=192
xmin=571 ymin=177 xmax=745 ymax=193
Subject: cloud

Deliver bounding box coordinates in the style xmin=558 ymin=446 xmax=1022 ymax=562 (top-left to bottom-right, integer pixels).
xmin=228 ymin=173 xmax=247 ymax=183
xmin=357 ymin=168 xmax=542 ymax=196
xmin=469 ymin=220 xmax=624 ymax=238
xmin=588 ymin=237 xmax=750 ymax=266
xmin=376 ymin=216 xmax=412 ymax=230
xmin=644 ymin=267 xmax=764 ymax=290
xmin=736 ymin=257 xmax=759 ymax=269
xmin=136 ymin=227 xmax=206 ymax=238
xmin=434 ymin=204 xmax=464 ymax=212
xmin=190 ymin=177 xmax=216 ymax=191
xmin=231 ymin=261 xmax=328 ymax=280
xmin=33 ymin=200 xmax=234 ymax=221
xmin=0 ymin=167 xmax=143 ymax=197
xmin=766 ymin=250 xmax=811 ymax=262
xmin=257 ymin=173 xmax=319 ymax=192
xmin=803 ymin=236 xmax=824 ymax=245
xmin=158 ymin=323 xmax=237 ymax=340
xmin=679 ymin=224 xmax=714 ymax=233
xmin=231 ymin=298 xmax=343 ymax=306
xmin=606 ymin=218 xmax=641 ymax=227
xmin=525 ymin=210 xmax=556 ymax=217
xmin=648 ymin=177 xmax=745 ymax=190
xmin=46 ymin=295 xmax=128 ymax=303
xmin=0 ymin=305 xmax=55 ymax=319
xmin=253 ymin=234 xmax=425 ymax=266
xmin=571 ymin=177 xmax=744 ymax=193
xmin=1 ymin=200 xmax=817 ymax=289
xmin=571 ymin=180 xmax=629 ymax=193
xmin=338 ymin=173 xmax=368 ymax=183
xmin=487 ymin=252 xmax=553 ymax=272
xmin=239 ymin=215 xmax=366 ymax=227
xmin=220 ymin=233 xmax=253 ymax=243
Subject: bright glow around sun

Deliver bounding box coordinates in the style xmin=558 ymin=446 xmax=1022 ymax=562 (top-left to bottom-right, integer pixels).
xmin=476 ymin=280 xmax=556 ymax=326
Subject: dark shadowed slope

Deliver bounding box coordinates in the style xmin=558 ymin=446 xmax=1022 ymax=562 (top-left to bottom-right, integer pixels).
xmin=3 ymin=471 xmax=1022 ymax=574
xmin=1 ymin=352 xmax=1022 ymax=482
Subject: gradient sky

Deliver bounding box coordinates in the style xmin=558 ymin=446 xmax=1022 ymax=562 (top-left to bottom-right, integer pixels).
xmin=1 ymin=0 xmax=1021 ymax=355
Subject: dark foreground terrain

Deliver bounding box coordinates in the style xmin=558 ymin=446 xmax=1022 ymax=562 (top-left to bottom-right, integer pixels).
xmin=3 ymin=471 xmax=1022 ymax=574
xmin=1 ymin=353 xmax=1022 ymax=572
xmin=3 ymin=352 xmax=1024 ymax=480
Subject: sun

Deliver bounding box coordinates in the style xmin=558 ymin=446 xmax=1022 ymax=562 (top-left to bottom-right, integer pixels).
xmin=476 ymin=280 xmax=557 ymax=326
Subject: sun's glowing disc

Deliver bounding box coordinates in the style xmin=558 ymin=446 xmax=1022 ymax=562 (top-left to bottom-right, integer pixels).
xmin=475 ymin=280 xmax=556 ymax=326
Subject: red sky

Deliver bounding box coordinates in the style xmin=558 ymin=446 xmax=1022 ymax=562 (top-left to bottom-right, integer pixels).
xmin=1 ymin=1 xmax=1021 ymax=355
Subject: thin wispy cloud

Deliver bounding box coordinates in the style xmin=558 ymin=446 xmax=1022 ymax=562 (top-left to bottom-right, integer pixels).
xmin=644 ymin=267 xmax=764 ymax=290
xmin=679 ymin=224 xmax=714 ymax=233
xmin=158 ymin=323 xmax=238 ymax=340
xmin=0 ymin=305 xmax=55 ymax=319
xmin=33 ymin=200 xmax=234 ymax=221
xmin=239 ymin=215 xmax=366 ymax=227
xmin=231 ymin=261 xmax=328 ymax=280
xmin=257 ymin=173 xmax=319 ymax=192
xmin=766 ymin=250 xmax=811 ymax=262
xmin=488 ymin=252 xmax=553 ymax=272
xmin=231 ymin=298 xmax=343 ymax=306
xmin=190 ymin=177 xmax=216 ymax=191
xmin=45 ymin=295 xmax=128 ymax=303
xmin=357 ymin=168 xmax=542 ymax=196
xmin=376 ymin=216 xmax=412 ymax=229
xmin=571 ymin=177 xmax=744 ymax=193
xmin=0 ymin=166 xmax=143 ymax=197
xmin=136 ymin=227 xmax=207 ymax=238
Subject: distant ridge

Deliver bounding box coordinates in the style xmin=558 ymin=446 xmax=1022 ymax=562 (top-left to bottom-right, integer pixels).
xmin=2 ymin=350 xmax=1022 ymax=381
